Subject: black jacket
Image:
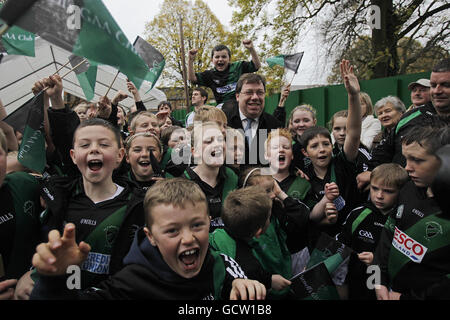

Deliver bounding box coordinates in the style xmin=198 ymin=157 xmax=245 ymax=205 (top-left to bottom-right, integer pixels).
xmin=369 ymin=102 xmax=437 ymax=169
xmin=223 ymin=103 xmax=283 ymax=167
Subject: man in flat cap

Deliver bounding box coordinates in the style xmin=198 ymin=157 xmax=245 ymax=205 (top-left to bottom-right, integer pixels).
xmin=407 ymin=78 xmax=431 ymax=111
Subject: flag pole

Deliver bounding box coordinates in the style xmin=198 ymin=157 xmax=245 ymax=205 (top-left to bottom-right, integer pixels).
xmin=0 ymin=24 xmax=9 ymax=38
xmin=105 ymin=70 xmax=120 ymax=97
xmin=60 ymin=59 xmax=89 ymax=79
xmin=53 ymin=59 xmax=80 ymax=76
xmin=40 ymin=58 xmax=88 ymax=92
xmin=289 ymin=72 xmax=297 ymax=86
xmin=178 ymin=16 xmax=190 ymax=111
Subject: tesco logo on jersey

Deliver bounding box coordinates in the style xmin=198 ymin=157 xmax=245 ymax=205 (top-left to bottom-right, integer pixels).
xmin=392 ymin=227 xmax=428 ymax=263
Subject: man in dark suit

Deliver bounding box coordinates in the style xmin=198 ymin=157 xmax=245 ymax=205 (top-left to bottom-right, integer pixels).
xmin=222 ymin=73 xmax=283 ymax=167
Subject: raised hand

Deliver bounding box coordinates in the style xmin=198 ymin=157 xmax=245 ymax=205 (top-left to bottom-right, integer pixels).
xmin=126 ymin=79 xmax=138 ymax=95
xmin=32 ymin=223 xmax=91 ymax=276
xmin=97 ymin=96 xmax=112 ymax=119
xmin=188 ymin=49 xmax=198 ymax=61
xmin=340 ymin=59 xmax=360 ymax=96
xmin=242 ymin=39 xmax=254 ymax=50
xmin=42 ymin=75 xmax=63 ymax=99
xmin=112 ymin=90 xmax=128 ymax=105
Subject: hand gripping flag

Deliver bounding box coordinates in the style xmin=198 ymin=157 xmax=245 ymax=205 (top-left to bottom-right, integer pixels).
xmin=267 ymin=52 xmax=304 ymax=74
xmin=0 ymin=0 xmax=156 ymax=89
xmin=69 ymin=54 xmax=97 ymax=101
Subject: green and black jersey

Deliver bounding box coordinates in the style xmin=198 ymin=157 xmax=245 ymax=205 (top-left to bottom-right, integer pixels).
xmin=374 ymin=181 xmax=450 ymax=299
xmin=0 ymin=172 xmax=42 ymax=280
xmin=195 ymin=61 xmax=258 ymax=104
xmin=38 ymin=176 xmax=145 ymax=288
xmin=183 ymin=166 xmax=238 ymax=231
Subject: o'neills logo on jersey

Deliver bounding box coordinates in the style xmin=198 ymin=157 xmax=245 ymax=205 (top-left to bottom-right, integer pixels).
xmin=392 ymin=227 xmax=428 ymax=263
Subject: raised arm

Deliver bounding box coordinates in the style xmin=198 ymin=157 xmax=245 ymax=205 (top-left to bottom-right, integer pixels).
xmin=341 ymin=60 xmax=361 ymax=163
xmin=242 ymin=39 xmax=261 ymax=70
xmin=187 ymin=49 xmax=198 ymax=83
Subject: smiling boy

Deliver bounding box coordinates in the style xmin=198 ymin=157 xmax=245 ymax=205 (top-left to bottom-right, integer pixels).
xmin=35 ymin=118 xmax=145 ymax=289
xmin=30 ymin=179 xmax=266 ymax=300
xmin=188 ymin=40 xmax=261 ymax=104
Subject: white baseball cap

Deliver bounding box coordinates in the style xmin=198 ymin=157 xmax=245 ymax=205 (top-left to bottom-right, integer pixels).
xmin=408 ymin=79 xmax=430 ymax=90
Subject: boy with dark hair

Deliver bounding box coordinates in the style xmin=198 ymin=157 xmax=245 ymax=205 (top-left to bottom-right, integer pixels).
xmin=30 ymin=178 xmax=266 ymax=300
xmin=188 ymin=40 xmax=261 ymax=104
xmin=299 ymin=60 xmax=363 ymax=237
xmin=337 ymin=163 xmax=409 ymax=300
xmin=374 ymin=123 xmax=450 ymax=300
xmin=185 ymin=87 xmax=208 ymax=127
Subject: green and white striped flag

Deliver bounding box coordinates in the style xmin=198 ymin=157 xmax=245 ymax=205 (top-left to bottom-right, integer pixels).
xmin=267 ymin=52 xmax=304 ymax=73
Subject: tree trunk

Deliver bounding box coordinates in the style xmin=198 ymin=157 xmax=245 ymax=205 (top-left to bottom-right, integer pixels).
xmin=370 ymin=0 xmax=399 ymax=79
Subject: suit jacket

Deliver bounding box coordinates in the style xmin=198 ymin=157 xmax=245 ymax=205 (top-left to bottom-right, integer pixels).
xmin=223 ymin=102 xmax=283 ymax=167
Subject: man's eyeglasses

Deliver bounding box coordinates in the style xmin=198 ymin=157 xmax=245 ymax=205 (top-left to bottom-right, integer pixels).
xmin=240 ymin=90 xmax=265 ymax=97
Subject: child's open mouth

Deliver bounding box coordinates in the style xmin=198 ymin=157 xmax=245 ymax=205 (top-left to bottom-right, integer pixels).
xmin=138 ymin=160 xmax=151 ymax=168
xmin=88 ymin=160 xmax=103 ymax=171
xmin=211 ymin=149 xmax=222 ymax=157
xmin=179 ymin=249 xmax=199 ymax=270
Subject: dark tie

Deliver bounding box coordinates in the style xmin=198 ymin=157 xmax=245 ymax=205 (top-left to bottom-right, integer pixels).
xmin=244 ymin=118 xmax=254 ymax=146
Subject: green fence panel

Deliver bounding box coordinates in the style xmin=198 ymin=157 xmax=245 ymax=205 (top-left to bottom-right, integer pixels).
xmin=326 ymin=85 xmax=349 ymax=128
xmin=172 ymin=109 xmax=188 ymax=124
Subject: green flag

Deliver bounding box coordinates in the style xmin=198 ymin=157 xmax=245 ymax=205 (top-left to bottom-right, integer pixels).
xmin=267 ymin=52 xmax=304 ymax=73
xmin=7 ymin=0 xmax=155 ymax=89
xmin=17 ymin=91 xmax=46 ymax=173
xmin=69 ymin=54 xmax=97 ymax=101
xmin=0 ymin=3 xmax=35 ymax=57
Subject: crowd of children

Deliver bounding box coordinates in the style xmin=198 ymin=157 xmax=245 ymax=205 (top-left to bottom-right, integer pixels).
xmin=0 ymin=38 xmax=449 ymax=301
